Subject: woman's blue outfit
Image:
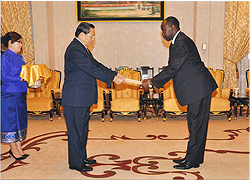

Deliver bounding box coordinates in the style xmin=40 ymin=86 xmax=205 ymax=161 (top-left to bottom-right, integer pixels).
xmin=1 ymin=49 xmax=28 ymax=143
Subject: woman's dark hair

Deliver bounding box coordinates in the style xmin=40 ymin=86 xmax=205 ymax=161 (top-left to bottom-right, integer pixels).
xmin=166 ymin=16 xmax=180 ymax=30
xmin=75 ymin=22 xmax=95 ymax=37
xmin=2 ymin=32 xmax=22 ymax=48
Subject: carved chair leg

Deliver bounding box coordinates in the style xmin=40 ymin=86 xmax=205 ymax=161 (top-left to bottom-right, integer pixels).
xmin=101 ymin=110 xmax=105 ymax=122
xmin=154 ymin=104 xmax=160 ymax=120
xmin=49 ymin=110 xmax=53 ymax=121
xmin=137 ymin=111 xmax=141 ymax=122
xmin=109 ymin=110 xmax=113 ymax=122
xmin=228 ymin=109 xmax=232 ymax=122
xmin=234 ymin=104 xmax=238 ymax=120
xmin=57 ymin=105 xmax=61 ymax=120
xmin=240 ymin=105 xmax=243 ymax=116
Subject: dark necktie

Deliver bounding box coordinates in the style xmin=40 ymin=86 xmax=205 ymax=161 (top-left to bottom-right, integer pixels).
xmin=86 ymin=48 xmax=94 ymax=60
xmin=86 ymin=48 xmax=99 ymax=66
xmin=169 ymin=43 xmax=174 ymax=51
xmin=169 ymin=43 xmax=174 ymax=58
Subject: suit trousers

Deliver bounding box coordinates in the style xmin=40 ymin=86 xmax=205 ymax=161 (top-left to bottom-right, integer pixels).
xmin=64 ymin=106 xmax=90 ymax=166
xmin=185 ymin=93 xmax=212 ymax=164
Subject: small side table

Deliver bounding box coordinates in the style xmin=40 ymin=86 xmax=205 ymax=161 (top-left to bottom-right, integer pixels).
xmin=229 ymin=95 xmax=249 ymax=120
xmin=140 ymin=95 xmax=162 ymax=120
xmin=20 ymin=64 xmax=52 ymax=87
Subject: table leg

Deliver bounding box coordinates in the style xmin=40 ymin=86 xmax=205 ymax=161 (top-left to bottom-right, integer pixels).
xmin=49 ymin=110 xmax=53 ymax=121
xmin=154 ymin=104 xmax=160 ymax=120
xmin=101 ymin=110 xmax=105 ymax=122
xmin=240 ymin=105 xmax=243 ymax=116
xmin=143 ymin=104 xmax=147 ymax=120
xmin=57 ymin=105 xmax=61 ymax=120
xmin=163 ymin=110 xmax=167 ymax=122
xmin=109 ymin=110 xmax=113 ymax=122
xmin=228 ymin=108 xmax=232 ymax=121
xmin=137 ymin=110 xmax=141 ymax=122
xmin=234 ymin=103 xmax=238 ymax=120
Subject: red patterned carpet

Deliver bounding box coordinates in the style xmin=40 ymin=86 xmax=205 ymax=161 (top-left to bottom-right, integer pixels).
xmin=1 ymin=114 xmax=249 ymax=180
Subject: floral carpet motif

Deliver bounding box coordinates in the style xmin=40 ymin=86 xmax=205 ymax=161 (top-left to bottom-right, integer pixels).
xmin=1 ymin=125 xmax=249 ymax=179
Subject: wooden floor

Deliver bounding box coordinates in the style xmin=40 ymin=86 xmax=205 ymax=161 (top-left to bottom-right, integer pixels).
xmin=1 ymin=114 xmax=249 ymax=180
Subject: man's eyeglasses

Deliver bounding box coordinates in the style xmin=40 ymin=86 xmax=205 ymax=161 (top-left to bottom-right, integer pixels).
xmin=87 ymin=34 xmax=95 ymax=39
xmin=16 ymin=40 xmax=23 ymax=44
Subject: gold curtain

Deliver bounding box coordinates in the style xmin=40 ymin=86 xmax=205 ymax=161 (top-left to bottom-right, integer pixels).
xmin=223 ymin=1 xmax=249 ymax=88
xmin=1 ymin=1 xmax=34 ymax=64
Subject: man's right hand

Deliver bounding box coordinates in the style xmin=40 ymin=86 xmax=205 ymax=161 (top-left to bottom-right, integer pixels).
xmin=113 ymin=73 xmax=126 ymax=84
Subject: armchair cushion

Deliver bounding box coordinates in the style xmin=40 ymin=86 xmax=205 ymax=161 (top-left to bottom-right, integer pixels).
xmin=163 ymin=98 xmax=187 ymax=112
xmin=161 ymin=80 xmax=187 ymax=113
xmin=27 ymin=97 xmax=52 ymax=112
xmin=210 ymin=98 xmax=230 ymax=112
xmin=111 ymin=98 xmax=140 ymax=112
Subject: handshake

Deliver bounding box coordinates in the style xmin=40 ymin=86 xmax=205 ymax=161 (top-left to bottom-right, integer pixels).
xmin=113 ymin=73 xmax=153 ymax=92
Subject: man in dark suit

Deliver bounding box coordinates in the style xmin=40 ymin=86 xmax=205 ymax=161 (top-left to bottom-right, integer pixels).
xmin=62 ymin=22 xmax=125 ymax=172
xmin=142 ymin=16 xmax=218 ymax=169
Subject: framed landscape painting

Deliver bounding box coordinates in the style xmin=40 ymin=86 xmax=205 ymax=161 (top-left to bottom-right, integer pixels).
xmin=77 ymin=1 xmax=165 ymax=22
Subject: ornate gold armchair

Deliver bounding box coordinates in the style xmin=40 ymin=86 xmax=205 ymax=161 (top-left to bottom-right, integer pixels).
xmin=208 ymin=68 xmax=232 ymax=119
xmin=90 ymin=79 xmax=109 ymax=121
xmin=27 ymin=69 xmax=62 ymax=121
xmin=108 ymin=67 xmax=143 ymax=121
xmin=246 ymin=69 xmax=249 ymax=96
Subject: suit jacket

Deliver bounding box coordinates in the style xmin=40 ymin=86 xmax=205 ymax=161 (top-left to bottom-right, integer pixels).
xmin=151 ymin=32 xmax=218 ymax=106
xmin=62 ymin=38 xmax=117 ymax=107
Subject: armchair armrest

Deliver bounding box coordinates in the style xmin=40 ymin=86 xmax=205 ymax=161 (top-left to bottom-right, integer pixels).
xmin=246 ymin=87 xmax=249 ymax=96
xmin=158 ymin=88 xmax=164 ymax=93
xmin=158 ymin=88 xmax=163 ymax=101
xmin=138 ymin=88 xmax=144 ymax=97
xmin=158 ymin=87 xmax=172 ymax=100
xmin=51 ymin=88 xmax=62 ymax=99
xmin=158 ymin=87 xmax=163 ymax=99
xmin=138 ymin=88 xmax=144 ymax=107
xmin=51 ymin=88 xmax=62 ymax=94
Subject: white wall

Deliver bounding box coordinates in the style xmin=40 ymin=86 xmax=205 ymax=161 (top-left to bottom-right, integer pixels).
xmin=31 ymin=1 xmax=226 ymax=84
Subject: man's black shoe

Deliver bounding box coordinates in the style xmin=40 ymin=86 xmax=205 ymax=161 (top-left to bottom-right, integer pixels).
xmin=173 ymin=161 xmax=199 ymax=170
xmin=69 ymin=165 xmax=93 ymax=172
xmin=83 ymin=159 xmax=96 ymax=165
xmin=173 ymin=158 xmax=186 ymax=164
